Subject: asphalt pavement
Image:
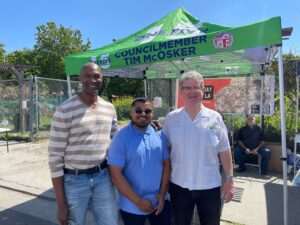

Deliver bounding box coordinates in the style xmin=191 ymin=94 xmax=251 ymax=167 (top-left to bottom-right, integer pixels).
xmin=1 ymin=140 xmax=300 ymax=225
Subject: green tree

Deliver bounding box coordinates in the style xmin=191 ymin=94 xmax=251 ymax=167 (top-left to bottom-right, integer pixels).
xmin=265 ymin=52 xmax=300 ymax=143
xmin=34 ymin=22 xmax=91 ymax=79
xmin=269 ymin=52 xmax=300 ymax=100
xmin=5 ymin=48 xmax=39 ymax=78
xmin=100 ymin=77 xmax=144 ymax=101
xmin=0 ymin=42 xmax=9 ymax=79
xmin=0 ymin=42 xmax=5 ymax=62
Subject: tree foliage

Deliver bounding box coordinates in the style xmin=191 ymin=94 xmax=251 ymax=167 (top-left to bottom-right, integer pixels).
xmin=1 ymin=21 xmax=144 ymax=99
xmin=0 ymin=43 xmax=18 ymax=80
xmin=34 ymin=22 xmax=91 ymax=79
xmin=0 ymin=42 xmax=5 ymax=62
xmin=100 ymin=77 xmax=144 ymax=101
xmin=269 ymin=52 xmax=300 ymax=100
xmin=262 ymin=53 xmax=300 ymax=144
xmin=5 ymin=49 xmax=39 ymax=78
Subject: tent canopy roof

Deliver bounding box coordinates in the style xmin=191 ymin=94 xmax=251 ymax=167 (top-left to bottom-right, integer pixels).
xmin=64 ymin=7 xmax=282 ymax=79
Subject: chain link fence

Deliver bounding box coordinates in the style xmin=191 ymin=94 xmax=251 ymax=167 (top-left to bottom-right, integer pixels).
xmin=0 ymin=77 xmax=80 ymax=141
xmin=145 ymin=79 xmax=177 ymax=119
xmin=0 ymin=79 xmax=31 ymax=132
xmin=33 ymin=77 xmax=80 ymax=140
xmin=0 ymin=59 xmax=299 ymax=142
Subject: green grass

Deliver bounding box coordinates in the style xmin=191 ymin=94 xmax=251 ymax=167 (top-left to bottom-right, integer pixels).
xmin=1 ymin=131 xmax=30 ymax=142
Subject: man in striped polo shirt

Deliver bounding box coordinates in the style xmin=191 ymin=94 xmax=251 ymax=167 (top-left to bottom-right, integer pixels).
xmin=48 ymin=63 xmax=119 ymax=225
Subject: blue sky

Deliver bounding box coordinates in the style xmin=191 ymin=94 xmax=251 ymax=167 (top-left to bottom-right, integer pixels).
xmin=1 ymin=0 xmax=299 ymax=54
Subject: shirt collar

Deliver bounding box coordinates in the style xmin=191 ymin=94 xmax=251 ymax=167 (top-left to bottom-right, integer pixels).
xmin=183 ymin=104 xmax=211 ymax=119
xmin=197 ymin=105 xmax=211 ymax=118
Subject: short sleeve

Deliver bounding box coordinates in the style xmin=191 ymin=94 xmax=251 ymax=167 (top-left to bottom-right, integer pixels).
xmin=161 ymin=132 xmax=170 ymax=160
xmin=216 ymin=115 xmax=231 ymax=152
xmin=110 ymin=106 xmax=118 ymax=139
xmin=107 ymin=131 xmax=126 ymax=167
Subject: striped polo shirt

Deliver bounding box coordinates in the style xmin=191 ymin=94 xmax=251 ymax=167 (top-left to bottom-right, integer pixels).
xmin=48 ymin=94 xmax=118 ymax=178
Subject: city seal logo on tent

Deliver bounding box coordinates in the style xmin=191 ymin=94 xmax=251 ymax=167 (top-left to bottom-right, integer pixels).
xmin=90 ymin=54 xmax=111 ymax=69
xmin=213 ymin=32 xmax=233 ymax=50
xmin=99 ymin=54 xmax=111 ymax=69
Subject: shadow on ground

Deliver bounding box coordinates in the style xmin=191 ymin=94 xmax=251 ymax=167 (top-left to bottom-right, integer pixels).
xmin=265 ymin=183 xmax=300 ymax=225
xmin=0 ymin=189 xmax=58 ymax=225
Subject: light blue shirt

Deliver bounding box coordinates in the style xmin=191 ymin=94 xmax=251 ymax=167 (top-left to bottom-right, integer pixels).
xmin=108 ymin=122 xmax=169 ymax=215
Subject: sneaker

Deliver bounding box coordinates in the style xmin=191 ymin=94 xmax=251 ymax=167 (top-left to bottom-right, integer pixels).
xmin=235 ymin=167 xmax=246 ymax=172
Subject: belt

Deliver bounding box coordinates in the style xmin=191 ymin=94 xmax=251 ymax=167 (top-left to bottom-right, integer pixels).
xmin=64 ymin=160 xmax=108 ymax=175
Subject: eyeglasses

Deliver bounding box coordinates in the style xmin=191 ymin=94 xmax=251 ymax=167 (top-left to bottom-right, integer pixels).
xmin=181 ymin=86 xmax=203 ymax=91
xmin=135 ymin=109 xmax=152 ymax=114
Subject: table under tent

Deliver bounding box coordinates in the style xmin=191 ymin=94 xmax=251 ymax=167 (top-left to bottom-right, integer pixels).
xmin=64 ymin=7 xmax=290 ymax=225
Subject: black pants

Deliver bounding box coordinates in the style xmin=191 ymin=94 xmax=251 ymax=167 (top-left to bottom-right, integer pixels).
xmin=169 ymin=182 xmax=221 ymax=225
xmin=120 ymin=200 xmax=171 ymax=225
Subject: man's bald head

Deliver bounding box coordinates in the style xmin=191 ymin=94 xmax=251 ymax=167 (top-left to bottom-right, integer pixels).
xmin=80 ymin=62 xmax=102 ymax=77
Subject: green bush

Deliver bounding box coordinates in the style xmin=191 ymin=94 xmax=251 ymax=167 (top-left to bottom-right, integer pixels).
xmin=223 ymin=112 xmax=296 ymax=145
xmin=113 ymin=97 xmax=134 ymax=120
xmin=2 ymin=132 xmax=29 ymax=142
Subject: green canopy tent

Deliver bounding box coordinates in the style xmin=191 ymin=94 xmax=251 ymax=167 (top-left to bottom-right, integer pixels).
xmin=65 ymin=7 xmax=280 ymax=79
xmin=64 ymin=7 xmax=289 ymax=224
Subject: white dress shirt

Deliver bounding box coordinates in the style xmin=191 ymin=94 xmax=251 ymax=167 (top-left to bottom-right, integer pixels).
xmin=163 ymin=106 xmax=230 ymax=190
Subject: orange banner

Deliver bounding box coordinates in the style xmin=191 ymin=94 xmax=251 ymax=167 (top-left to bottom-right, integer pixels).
xmin=177 ymin=78 xmax=232 ymax=109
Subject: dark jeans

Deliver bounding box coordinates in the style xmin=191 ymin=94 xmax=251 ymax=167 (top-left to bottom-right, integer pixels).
xmin=234 ymin=146 xmax=271 ymax=172
xmin=169 ymin=182 xmax=221 ymax=225
xmin=120 ymin=200 xmax=171 ymax=225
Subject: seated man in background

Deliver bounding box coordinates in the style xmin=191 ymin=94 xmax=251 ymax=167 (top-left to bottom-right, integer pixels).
xmin=234 ymin=114 xmax=271 ymax=175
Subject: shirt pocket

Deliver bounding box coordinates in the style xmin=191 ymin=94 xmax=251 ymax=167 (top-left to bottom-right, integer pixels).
xmin=197 ymin=123 xmax=220 ymax=148
xmin=205 ymin=128 xmax=220 ymax=147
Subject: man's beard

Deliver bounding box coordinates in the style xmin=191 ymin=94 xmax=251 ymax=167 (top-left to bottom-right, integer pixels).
xmin=132 ymin=121 xmax=150 ymax=129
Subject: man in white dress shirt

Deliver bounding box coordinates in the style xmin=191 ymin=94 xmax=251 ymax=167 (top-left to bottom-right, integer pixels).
xmin=163 ymin=71 xmax=234 ymax=225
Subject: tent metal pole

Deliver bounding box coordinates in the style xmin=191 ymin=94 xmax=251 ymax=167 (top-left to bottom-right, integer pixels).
xmin=296 ymin=75 xmax=299 ymax=134
xmin=260 ymin=76 xmax=264 ymax=127
xmin=278 ymin=46 xmax=288 ymax=225
xmin=175 ymin=79 xmax=179 ymax=109
xmin=144 ymin=79 xmax=147 ymax=99
xmin=67 ymin=75 xmax=72 ymax=99
xmin=295 ymin=75 xmax=299 ymax=176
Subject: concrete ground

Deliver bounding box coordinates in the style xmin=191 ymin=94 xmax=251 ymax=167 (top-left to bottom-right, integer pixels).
xmin=0 ymin=140 xmax=299 ymax=225
xmin=222 ymin=168 xmax=300 ymax=225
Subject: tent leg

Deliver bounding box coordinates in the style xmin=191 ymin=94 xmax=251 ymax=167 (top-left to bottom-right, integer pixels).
xmin=67 ymin=76 xmax=72 ymax=99
xmin=278 ymin=46 xmax=288 ymax=225
xmin=144 ymin=79 xmax=147 ymax=99
xmin=175 ymin=79 xmax=179 ymax=109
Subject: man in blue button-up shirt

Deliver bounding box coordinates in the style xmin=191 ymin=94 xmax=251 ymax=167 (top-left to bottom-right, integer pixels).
xmin=108 ymin=98 xmax=171 ymax=225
